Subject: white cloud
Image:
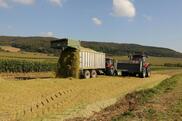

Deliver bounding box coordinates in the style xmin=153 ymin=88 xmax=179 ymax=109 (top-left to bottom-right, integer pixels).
xmin=0 ymin=0 xmax=9 ymax=8
xmin=112 ymin=0 xmax=136 ymax=18
xmin=92 ymin=17 xmax=102 ymax=26
xmin=13 ymin=0 xmax=35 ymax=5
xmin=0 ymin=0 xmax=35 ymax=8
xmin=49 ymin=0 xmax=63 ymax=7
xmin=41 ymin=32 xmax=54 ymax=37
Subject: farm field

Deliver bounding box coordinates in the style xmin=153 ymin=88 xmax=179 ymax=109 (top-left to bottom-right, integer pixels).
xmin=111 ymin=73 xmax=182 ymax=121
xmin=73 ymin=72 xmax=182 ymax=121
xmin=0 ymin=50 xmax=182 ymax=66
xmin=0 ymin=51 xmax=181 ymax=74
xmin=114 ymin=56 xmax=182 ymax=66
xmin=0 ymin=51 xmax=58 ymax=63
xmin=0 ymin=50 xmax=182 ymax=121
xmin=0 ymin=72 xmax=171 ymax=121
xmin=0 ymin=46 xmax=20 ymax=52
xmin=1 ymin=1 xmax=182 ymax=121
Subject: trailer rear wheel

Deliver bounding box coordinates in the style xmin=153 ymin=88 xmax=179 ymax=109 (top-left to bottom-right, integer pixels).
xmin=146 ymin=67 xmax=151 ymax=77
xmin=84 ymin=70 xmax=90 ymax=79
xmin=91 ymin=70 xmax=97 ymax=78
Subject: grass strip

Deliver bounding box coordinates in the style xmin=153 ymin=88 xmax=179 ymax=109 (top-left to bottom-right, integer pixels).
xmin=113 ymin=75 xmax=179 ymax=121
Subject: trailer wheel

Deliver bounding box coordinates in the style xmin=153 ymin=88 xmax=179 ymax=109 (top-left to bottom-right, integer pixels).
xmin=84 ymin=70 xmax=90 ymax=79
xmin=91 ymin=70 xmax=97 ymax=78
xmin=140 ymin=68 xmax=146 ymax=78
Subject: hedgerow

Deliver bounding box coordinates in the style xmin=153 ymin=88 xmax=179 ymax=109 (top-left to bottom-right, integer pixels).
xmin=0 ymin=60 xmax=56 ymax=72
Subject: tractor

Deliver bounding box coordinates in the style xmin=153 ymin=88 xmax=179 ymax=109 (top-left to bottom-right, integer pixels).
xmin=116 ymin=53 xmax=151 ymax=78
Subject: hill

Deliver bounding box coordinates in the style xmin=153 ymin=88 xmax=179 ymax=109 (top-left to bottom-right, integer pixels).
xmin=0 ymin=36 xmax=57 ymax=53
xmin=0 ymin=36 xmax=182 ymax=58
xmin=81 ymin=41 xmax=182 ymax=58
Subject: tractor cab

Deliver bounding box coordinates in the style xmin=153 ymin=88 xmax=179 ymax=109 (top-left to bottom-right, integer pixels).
xmin=129 ymin=53 xmax=148 ymax=63
xmin=106 ymin=57 xmax=114 ymax=68
xmin=105 ymin=57 xmax=117 ymax=76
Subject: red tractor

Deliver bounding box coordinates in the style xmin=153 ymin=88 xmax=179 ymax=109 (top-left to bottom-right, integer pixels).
xmin=105 ymin=53 xmax=151 ymax=78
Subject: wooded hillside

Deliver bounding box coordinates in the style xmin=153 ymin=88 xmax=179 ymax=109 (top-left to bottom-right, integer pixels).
xmin=0 ymin=36 xmax=181 ymax=58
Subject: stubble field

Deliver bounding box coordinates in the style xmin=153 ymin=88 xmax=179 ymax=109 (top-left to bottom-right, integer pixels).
xmin=0 ymin=73 xmax=170 ymax=121
xmin=0 ymin=50 xmax=181 ymax=121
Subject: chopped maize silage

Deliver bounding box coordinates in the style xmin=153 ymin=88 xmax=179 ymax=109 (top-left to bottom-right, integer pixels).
xmin=56 ymin=47 xmax=80 ymax=78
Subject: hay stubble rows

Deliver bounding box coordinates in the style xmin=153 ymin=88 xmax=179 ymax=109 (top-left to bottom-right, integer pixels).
xmin=0 ymin=74 xmax=169 ymax=121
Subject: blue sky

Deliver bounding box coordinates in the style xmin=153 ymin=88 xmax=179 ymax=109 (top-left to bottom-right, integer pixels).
xmin=0 ymin=0 xmax=182 ymax=52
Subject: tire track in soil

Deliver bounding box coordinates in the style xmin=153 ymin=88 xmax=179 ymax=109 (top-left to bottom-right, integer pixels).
xmin=42 ymin=74 xmax=169 ymax=121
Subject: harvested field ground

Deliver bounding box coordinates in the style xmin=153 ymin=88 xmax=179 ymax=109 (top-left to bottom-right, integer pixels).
xmin=0 ymin=51 xmax=57 ymax=63
xmin=0 ymin=72 xmax=55 ymax=80
xmin=0 ymin=46 xmax=21 ymax=52
xmin=0 ymin=73 xmax=170 ymax=121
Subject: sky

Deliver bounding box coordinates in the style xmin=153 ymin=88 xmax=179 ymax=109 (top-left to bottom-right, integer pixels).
xmin=0 ymin=0 xmax=182 ymax=52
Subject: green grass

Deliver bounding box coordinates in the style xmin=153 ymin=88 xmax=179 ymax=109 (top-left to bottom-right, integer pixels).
xmin=113 ymin=74 xmax=181 ymax=121
xmin=151 ymin=65 xmax=182 ymax=71
xmin=172 ymin=99 xmax=182 ymax=115
xmin=137 ymin=75 xmax=177 ymax=104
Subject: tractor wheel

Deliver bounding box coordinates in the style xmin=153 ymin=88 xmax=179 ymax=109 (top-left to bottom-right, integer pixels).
xmin=140 ymin=68 xmax=146 ymax=78
xmin=84 ymin=70 xmax=90 ymax=79
xmin=106 ymin=68 xmax=115 ymax=76
xmin=146 ymin=67 xmax=151 ymax=77
xmin=122 ymin=71 xmax=129 ymax=76
xmin=114 ymin=70 xmax=118 ymax=76
xmin=91 ymin=70 xmax=97 ymax=78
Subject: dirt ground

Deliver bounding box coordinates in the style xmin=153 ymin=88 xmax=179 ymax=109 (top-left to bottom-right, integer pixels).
xmin=0 ymin=72 xmax=170 ymax=121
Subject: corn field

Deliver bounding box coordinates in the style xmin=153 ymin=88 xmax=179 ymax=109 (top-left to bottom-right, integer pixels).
xmin=0 ymin=59 xmax=56 ymax=72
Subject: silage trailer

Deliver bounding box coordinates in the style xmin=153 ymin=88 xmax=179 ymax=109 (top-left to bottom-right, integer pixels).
xmin=51 ymin=38 xmax=107 ymax=79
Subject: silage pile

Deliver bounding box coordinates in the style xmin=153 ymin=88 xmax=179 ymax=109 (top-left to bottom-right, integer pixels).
xmin=56 ymin=47 xmax=80 ymax=78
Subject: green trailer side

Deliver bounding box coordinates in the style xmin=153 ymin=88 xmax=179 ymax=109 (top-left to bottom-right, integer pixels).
xmin=51 ymin=38 xmax=81 ymax=49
